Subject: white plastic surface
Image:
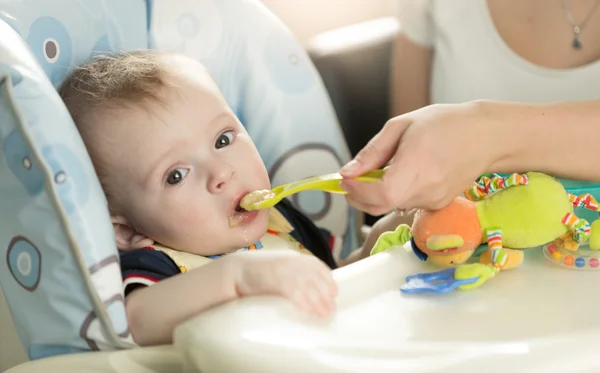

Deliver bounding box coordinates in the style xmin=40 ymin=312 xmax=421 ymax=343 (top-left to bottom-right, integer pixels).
xmin=175 ymin=245 xmax=600 ymax=373
xmin=4 ymin=346 xmax=183 ymax=373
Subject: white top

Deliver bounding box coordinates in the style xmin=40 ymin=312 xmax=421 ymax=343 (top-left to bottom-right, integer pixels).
xmin=397 ymin=0 xmax=600 ymax=104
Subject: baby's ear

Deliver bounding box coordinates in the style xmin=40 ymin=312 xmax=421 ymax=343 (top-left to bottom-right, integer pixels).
xmin=111 ymin=215 xmax=154 ymax=251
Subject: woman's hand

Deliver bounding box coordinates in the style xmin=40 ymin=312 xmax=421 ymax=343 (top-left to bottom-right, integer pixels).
xmin=339 ymin=101 xmax=507 ymax=214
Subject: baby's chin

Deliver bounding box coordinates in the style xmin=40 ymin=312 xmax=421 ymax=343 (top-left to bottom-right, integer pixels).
xmin=182 ymin=211 xmax=270 ymax=256
xmin=245 ymin=210 xmax=270 ymax=240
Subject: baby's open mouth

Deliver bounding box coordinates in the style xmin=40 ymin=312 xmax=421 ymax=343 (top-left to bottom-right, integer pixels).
xmin=229 ymin=200 xmax=258 ymax=228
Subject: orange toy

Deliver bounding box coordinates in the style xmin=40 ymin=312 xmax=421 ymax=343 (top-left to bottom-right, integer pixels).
xmin=370 ymin=172 xmax=600 ymax=290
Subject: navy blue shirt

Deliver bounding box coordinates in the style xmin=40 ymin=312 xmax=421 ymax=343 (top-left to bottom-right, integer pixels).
xmin=120 ymin=199 xmax=337 ymax=295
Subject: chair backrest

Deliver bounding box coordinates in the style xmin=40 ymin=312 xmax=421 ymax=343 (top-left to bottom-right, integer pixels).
xmin=0 ymin=0 xmax=357 ymax=361
xmin=308 ymin=17 xmax=399 ymax=226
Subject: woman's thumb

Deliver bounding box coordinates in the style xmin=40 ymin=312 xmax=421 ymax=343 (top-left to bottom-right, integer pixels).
xmin=340 ymin=117 xmax=411 ymax=177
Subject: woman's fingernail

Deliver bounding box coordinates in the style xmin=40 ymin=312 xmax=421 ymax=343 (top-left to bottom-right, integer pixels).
xmin=340 ymin=159 xmax=360 ymax=175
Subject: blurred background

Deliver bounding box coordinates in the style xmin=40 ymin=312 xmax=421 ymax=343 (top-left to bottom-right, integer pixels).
xmin=261 ymin=0 xmax=400 ymax=159
xmin=262 ymin=0 xmax=400 ymax=225
xmin=262 ymin=0 xmax=398 ymax=46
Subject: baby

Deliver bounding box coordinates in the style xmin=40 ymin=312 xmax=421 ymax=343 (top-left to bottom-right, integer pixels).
xmin=59 ymin=51 xmax=401 ymax=346
xmin=58 ymin=51 xmax=344 ymax=346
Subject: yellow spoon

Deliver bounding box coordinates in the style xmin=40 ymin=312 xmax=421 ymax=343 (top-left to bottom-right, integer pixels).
xmin=240 ymin=169 xmax=386 ymax=211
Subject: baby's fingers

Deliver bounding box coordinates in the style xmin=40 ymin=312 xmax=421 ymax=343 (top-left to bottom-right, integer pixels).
xmin=307 ymin=293 xmax=334 ymax=317
xmin=315 ymin=265 xmax=337 ymax=299
xmin=282 ymin=287 xmax=316 ymax=315
xmin=305 ymin=275 xmax=337 ymax=317
xmin=282 ymin=278 xmax=336 ymax=317
xmin=292 ymin=287 xmax=332 ymax=318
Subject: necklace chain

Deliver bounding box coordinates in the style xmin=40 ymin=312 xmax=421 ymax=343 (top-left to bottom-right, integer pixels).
xmin=559 ymin=0 xmax=600 ymax=49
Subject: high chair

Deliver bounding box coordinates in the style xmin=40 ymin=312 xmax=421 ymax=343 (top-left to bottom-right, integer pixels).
xmin=0 ymin=1 xmax=359 ymax=371
xmin=5 ymin=2 xmax=600 ymax=372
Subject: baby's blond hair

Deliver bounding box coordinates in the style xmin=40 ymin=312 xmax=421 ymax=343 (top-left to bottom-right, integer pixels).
xmin=59 ymin=51 xmax=174 ymax=206
xmin=59 ymin=50 xmax=172 ymax=122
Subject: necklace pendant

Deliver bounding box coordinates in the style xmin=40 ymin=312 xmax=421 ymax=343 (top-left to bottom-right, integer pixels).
xmin=573 ymin=26 xmax=582 ymax=50
xmin=573 ymin=36 xmax=582 ymax=49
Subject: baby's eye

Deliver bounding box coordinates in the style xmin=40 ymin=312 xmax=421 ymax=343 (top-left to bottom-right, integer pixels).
xmin=166 ymin=168 xmax=189 ymax=185
xmin=215 ymin=130 xmax=234 ymax=149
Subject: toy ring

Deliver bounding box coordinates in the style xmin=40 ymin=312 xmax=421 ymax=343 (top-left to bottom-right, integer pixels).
xmin=543 ymin=240 xmax=600 ymax=270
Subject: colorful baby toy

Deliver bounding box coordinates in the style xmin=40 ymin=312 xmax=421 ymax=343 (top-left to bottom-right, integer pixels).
xmin=371 ymin=172 xmax=600 ymax=293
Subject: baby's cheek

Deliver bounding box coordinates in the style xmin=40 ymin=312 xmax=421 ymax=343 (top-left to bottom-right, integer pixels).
xmin=179 ymin=206 xmax=219 ymax=232
xmin=255 ymin=164 xmax=270 ymax=190
xmin=168 ymin=209 xmax=223 ymax=251
xmin=239 ymin=140 xmax=269 ymax=186
xmin=145 ymin=198 xmax=209 ymax=239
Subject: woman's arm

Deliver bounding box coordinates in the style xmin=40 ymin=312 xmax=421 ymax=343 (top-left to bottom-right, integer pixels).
xmin=489 ymin=100 xmax=600 ymax=180
xmin=339 ymin=99 xmax=600 ymax=213
xmin=390 ymin=33 xmax=433 ymax=116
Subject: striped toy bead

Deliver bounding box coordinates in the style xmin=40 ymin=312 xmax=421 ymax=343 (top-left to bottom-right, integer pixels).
xmin=561 ymin=213 xmax=591 ymax=243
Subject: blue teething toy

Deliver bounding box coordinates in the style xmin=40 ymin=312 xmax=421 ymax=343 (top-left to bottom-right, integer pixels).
xmin=400 ymin=268 xmax=478 ymax=294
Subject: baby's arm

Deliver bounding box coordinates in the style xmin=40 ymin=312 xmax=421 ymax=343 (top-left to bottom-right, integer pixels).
xmin=125 ymin=251 xmax=336 ymax=346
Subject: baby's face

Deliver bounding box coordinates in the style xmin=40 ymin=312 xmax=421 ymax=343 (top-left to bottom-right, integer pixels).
xmin=100 ymin=64 xmax=270 ymax=255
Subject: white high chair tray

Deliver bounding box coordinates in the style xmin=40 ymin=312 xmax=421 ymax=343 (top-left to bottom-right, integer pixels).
xmin=175 ymin=245 xmax=600 ymax=373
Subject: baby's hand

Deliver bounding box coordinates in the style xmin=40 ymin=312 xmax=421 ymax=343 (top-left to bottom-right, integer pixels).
xmin=232 ymin=251 xmax=337 ymax=317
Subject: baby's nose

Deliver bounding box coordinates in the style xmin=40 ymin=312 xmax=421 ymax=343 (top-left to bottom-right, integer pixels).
xmin=207 ymin=167 xmax=235 ymax=193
